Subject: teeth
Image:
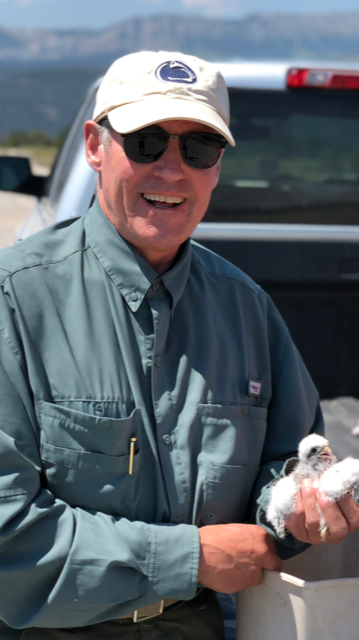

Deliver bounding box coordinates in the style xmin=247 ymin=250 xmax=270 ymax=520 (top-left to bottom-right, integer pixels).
xmin=143 ymin=193 xmax=185 ymax=204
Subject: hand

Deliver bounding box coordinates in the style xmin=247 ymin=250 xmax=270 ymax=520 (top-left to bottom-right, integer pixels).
xmin=285 ymin=479 xmax=359 ymax=545
xmin=197 ymin=523 xmax=283 ymax=594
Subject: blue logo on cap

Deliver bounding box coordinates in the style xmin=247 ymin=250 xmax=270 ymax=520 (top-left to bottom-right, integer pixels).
xmin=156 ymin=60 xmax=197 ymax=84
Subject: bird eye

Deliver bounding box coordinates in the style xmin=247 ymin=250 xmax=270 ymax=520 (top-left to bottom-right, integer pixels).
xmin=310 ymin=446 xmax=319 ymax=455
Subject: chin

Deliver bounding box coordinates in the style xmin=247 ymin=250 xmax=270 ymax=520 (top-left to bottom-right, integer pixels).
xmin=135 ymin=227 xmax=189 ymax=248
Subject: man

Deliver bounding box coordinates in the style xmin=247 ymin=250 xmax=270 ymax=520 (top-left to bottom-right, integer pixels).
xmin=0 ymin=51 xmax=358 ymax=640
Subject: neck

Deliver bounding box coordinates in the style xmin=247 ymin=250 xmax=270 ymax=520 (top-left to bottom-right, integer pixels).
xmin=133 ymin=246 xmax=180 ymax=275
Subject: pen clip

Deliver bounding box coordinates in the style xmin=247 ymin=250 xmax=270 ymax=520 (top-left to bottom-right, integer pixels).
xmin=129 ymin=436 xmax=137 ymax=475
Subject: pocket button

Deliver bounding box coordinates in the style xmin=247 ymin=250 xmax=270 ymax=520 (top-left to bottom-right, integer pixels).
xmin=100 ymin=419 xmax=111 ymax=430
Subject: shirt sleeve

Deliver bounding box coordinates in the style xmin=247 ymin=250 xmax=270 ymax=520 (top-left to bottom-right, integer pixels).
xmin=247 ymin=301 xmax=325 ymax=560
xmin=0 ymin=328 xmax=199 ymax=629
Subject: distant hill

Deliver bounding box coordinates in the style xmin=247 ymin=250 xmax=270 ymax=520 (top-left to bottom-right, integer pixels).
xmin=0 ymin=66 xmax=104 ymax=137
xmin=1 ymin=13 xmax=359 ymax=137
xmin=1 ymin=13 xmax=359 ymax=65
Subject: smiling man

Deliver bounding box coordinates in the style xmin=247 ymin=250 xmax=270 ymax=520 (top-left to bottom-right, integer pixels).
xmin=0 ymin=51 xmax=359 ymax=640
xmin=85 ymin=118 xmax=222 ymax=275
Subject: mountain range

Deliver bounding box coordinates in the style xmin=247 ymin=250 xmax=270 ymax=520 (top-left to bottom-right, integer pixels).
xmin=1 ymin=13 xmax=359 ymax=137
xmin=1 ymin=13 xmax=359 ymax=65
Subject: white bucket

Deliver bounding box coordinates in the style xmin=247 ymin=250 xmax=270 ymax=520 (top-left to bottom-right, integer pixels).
xmin=236 ymin=528 xmax=359 ymax=640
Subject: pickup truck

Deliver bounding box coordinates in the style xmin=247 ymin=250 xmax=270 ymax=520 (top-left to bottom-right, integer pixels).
xmin=2 ymin=59 xmax=359 ymax=640
xmin=2 ymin=60 xmax=359 ymax=404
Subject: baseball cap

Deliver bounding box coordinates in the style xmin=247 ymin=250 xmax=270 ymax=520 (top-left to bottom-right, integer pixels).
xmin=93 ymin=51 xmax=235 ymax=146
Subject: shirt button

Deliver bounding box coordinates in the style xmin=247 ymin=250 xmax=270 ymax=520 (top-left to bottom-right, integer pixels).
xmin=152 ymin=281 xmax=160 ymax=291
xmin=242 ymin=406 xmax=249 ymax=416
xmin=176 ymin=516 xmax=184 ymax=524
xmin=130 ymin=292 xmax=138 ymax=302
xmin=163 ymin=434 xmax=172 ymax=446
xmin=155 ymin=356 xmax=162 ymax=367
xmin=208 ymin=513 xmax=216 ymax=521
xmin=100 ymin=419 xmax=111 ymax=430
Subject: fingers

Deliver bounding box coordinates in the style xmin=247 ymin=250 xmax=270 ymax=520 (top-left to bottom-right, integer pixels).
xmin=247 ymin=568 xmax=264 ymax=589
xmin=336 ymin=493 xmax=359 ymax=533
xmin=315 ymin=489 xmax=348 ymax=544
xmin=265 ymin=530 xmax=278 ymax=555
xmin=263 ymin=551 xmax=283 ymax=572
xmin=316 ymin=490 xmax=359 ymax=543
xmin=285 ymin=483 xmax=311 ymax=543
xmin=284 ymin=479 xmax=359 ymax=546
xmin=259 ymin=530 xmax=283 ymax=572
xmin=301 ymin=480 xmax=327 ymax=544
xmin=285 ymin=480 xmax=345 ymax=544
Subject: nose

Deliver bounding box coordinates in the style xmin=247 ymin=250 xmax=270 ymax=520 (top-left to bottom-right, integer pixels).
xmin=152 ymin=138 xmax=186 ymax=182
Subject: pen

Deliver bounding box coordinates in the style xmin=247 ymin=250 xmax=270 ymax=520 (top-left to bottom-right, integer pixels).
xmin=129 ymin=437 xmax=137 ymax=475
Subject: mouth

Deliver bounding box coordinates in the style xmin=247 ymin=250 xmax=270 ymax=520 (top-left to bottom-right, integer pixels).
xmin=142 ymin=193 xmax=186 ymax=209
xmin=318 ymin=446 xmax=333 ymax=459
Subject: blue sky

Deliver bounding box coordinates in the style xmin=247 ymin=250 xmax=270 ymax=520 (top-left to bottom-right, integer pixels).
xmin=1 ymin=0 xmax=359 ymax=30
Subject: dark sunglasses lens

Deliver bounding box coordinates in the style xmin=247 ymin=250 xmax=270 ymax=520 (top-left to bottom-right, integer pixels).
xmin=182 ymin=133 xmax=223 ymax=169
xmin=124 ymin=129 xmax=168 ymax=164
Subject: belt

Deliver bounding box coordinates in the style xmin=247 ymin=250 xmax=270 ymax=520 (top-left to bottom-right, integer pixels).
xmin=118 ymin=598 xmax=179 ymax=623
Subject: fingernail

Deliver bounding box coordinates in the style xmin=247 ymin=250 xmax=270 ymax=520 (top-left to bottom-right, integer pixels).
xmin=303 ymin=479 xmax=312 ymax=489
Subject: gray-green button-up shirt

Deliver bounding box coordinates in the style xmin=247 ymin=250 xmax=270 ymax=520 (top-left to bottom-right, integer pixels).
xmin=0 ymin=200 xmax=323 ymax=629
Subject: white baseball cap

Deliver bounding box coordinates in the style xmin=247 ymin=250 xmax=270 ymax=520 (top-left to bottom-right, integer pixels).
xmin=93 ymin=51 xmax=235 ymax=146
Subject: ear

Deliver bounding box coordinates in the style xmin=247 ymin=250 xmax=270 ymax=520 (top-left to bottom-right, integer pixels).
xmin=84 ymin=120 xmax=103 ymax=173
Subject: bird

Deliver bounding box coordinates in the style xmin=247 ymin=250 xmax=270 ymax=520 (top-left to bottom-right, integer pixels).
xmin=266 ymin=434 xmax=336 ymax=538
xmin=315 ymin=457 xmax=359 ymax=539
xmin=319 ymin=457 xmax=359 ymax=502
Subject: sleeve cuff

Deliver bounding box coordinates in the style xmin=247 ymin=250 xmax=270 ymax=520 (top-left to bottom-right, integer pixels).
xmin=145 ymin=523 xmax=200 ymax=603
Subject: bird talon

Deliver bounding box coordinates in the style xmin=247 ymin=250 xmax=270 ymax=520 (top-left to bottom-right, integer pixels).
xmin=320 ymin=524 xmax=329 ymax=542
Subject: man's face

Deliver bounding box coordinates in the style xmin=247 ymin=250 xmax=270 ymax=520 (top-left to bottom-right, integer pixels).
xmin=85 ymin=119 xmax=221 ymax=261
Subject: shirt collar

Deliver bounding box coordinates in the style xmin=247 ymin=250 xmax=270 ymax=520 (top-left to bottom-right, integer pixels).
xmin=85 ymin=198 xmax=192 ymax=313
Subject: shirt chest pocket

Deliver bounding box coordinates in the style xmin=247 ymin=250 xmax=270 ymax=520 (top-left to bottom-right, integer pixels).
xmin=38 ymin=402 xmax=141 ymax=516
xmin=198 ymin=403 xmax=268 ymax=467
xmin=195 ymin=403 xmax=268 ymax=526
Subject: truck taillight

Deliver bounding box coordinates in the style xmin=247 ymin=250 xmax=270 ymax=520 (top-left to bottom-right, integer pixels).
xmin=287 ymin=68 xmax=359 ymax=91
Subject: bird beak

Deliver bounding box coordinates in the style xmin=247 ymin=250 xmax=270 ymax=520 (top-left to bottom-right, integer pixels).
xmin=318 ymin=445 xmax=332 ymax=459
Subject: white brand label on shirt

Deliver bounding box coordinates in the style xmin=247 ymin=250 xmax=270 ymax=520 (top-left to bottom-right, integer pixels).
xmin=248 ymin=380 xmax=261 ymax=396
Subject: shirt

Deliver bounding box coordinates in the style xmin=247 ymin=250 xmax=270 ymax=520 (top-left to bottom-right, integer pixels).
xmin=0 ymin=199 xmax=323 ymax=629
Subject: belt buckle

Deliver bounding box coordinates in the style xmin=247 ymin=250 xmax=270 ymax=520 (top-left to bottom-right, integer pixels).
xmin=133 ymin=600 xmax=165 ymax=623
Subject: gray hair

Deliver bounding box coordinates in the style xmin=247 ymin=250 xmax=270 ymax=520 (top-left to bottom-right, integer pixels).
xmin=97 ymin=118 xmax=113 ymax=150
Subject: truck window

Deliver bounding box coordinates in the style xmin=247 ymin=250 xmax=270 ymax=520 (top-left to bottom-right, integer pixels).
xmin=47 ymin=85 xmax=97 ymax=207
xmin=205 ymin=88 xmax=359 ymax=225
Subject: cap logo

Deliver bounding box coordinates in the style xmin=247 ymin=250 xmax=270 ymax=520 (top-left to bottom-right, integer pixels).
xmin=155 ymin=60 xmax=197 ymax=84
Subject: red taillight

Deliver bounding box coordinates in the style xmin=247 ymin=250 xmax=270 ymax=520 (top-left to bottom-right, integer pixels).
xmin=287 ymin=68 xmax=359 ymax=91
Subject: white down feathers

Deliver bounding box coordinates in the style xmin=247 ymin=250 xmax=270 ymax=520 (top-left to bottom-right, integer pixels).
xmin=266 ymin=434 xmax=359 ymax=538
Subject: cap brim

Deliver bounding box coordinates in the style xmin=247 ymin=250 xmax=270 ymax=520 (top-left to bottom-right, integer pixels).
xmin=106 ymin=98 xmax=235 ymax=146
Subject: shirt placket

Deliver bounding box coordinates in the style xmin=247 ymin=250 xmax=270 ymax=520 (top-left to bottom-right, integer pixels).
xmin=147 ymin=281 xmax=184 ymax=524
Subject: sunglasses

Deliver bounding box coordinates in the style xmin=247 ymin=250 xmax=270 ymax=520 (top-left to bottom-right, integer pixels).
xmin=99 ymin=120 xmax=227 ymax=170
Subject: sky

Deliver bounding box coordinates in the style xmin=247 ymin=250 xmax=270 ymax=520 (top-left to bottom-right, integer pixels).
xmin=1 ymin=0 xmax=359 ymax=30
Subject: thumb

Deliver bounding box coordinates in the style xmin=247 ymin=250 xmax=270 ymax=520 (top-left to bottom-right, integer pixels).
xmin=262 ymin=550 xmax=283 ymax=572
